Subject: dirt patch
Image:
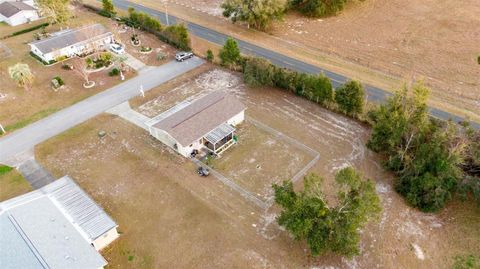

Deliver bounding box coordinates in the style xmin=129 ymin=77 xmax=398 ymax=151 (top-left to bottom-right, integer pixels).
xmin=209 ymin=121 xmax=313 ymax=203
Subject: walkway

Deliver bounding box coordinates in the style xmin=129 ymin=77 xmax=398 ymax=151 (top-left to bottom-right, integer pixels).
xmin=124 ymin=52 xmax=147 ymax=71
xmin=0 ymin=57 xmax=205 ymax=165
xmin=18 ymin=159 xmax=55 ymax=189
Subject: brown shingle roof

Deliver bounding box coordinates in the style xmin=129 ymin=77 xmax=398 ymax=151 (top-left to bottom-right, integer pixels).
xmin=0 ymin=1 xmax=35 ymax=18
xmin=29 ymin=24 xmax=112 ymax=54
xmin=154 ymin=91 xmax=246 ymax=146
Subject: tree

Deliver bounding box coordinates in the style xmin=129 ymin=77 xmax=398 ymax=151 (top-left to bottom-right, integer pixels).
xmin=101 ymin=0 xmax=115 ymax=16
xmin=219 ymin=37 xmax=241 ymax=68
xmin=206 ymin=49 xmax=214 ymax=62
xmin=273 ymin=168 xmax=381 ymax=257
xmin=290 ymin=0 xmax=349 ymax=17
xmin=243 ymin=57 xmax=275 ymax=87
xmin=8 ymin=63 xmax=34 ymax=89
xmin=37 ymin=0 xmax=70 ymax=24
xmin=335 ymin=80 xmax=365 ymax=117
xmin=367 ymin=82 xmax=467 ymax=212
xmin=71 ymin=57 xmax=93 ymax=87
xmin=222 ymin=0 xmax=287 ymax=30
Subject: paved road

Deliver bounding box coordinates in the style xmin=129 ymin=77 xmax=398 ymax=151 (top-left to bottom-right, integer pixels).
xmin=111 ymin=0 xmax=479 ymax=129
xmin=0 ymin=58 xmax=205 ymax=164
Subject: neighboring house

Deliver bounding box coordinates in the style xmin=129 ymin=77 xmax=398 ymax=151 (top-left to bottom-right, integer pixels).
xmin=147 ymin=91 xmax=246 ymax=157
xmin=29 ymin=24 xmax=114 ymax=63
xmin=0 ymin=1 xmax=39 ymax=26
xmin=0 ymin=176 xmax=119 ymax=269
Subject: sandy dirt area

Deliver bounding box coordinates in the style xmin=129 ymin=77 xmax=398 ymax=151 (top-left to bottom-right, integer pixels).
xmin=36 ymin=66 xmax=479 ymax=268
xmin=147 ymin=0 xmax=480 ymax=121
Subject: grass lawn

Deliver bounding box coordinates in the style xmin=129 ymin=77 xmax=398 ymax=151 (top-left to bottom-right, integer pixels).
xmin=0 ymin=165 xmax=31 ymax=201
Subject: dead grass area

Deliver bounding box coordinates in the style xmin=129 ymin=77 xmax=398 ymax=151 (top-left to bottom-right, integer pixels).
xmin=113 ymin=24 xmax=177 ymax=65
xmin=0 ymin=7 xmax=136 ymax=132
xmin=130 ymin=0 xmax=480 ymax=122
xmin=0 ymin=166 xmax=31 ymax=201
xmin=209 ymin=121 xmax=312 ymax=202
xmin=36 ymin=66 xmax=480 ymax=268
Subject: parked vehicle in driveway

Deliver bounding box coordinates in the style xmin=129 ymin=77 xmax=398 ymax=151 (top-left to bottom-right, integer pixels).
xmin=175 ymin=51 xmax=194 ymax=62
xmin=110 ymin=43 xmax=125 ymax=54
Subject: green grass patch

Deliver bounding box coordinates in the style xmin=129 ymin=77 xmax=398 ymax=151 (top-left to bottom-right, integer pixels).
xmin=0 ymin=165 xmax=13 ymax=176
xmin=2 ymin=108 xmax=59 ymax=135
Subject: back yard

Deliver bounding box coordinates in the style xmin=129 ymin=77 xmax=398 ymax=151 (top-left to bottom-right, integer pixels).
xmin=35 ymin=65 xmax=480 ymax=268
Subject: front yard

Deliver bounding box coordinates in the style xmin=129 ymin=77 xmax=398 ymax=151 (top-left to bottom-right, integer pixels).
xmin=0 ymin=165 xmax=31 ymax=201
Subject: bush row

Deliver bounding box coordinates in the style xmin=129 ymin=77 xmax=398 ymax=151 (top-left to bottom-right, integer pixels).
xmin=124 ymin=8 xmax=190 ymax=51
xmin=240 ymin=56 xmax=364 ymax=117
xmin=2 ymin=22 xmax=49 ymax=39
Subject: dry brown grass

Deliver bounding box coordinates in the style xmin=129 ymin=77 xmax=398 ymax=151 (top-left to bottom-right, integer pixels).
xmin=0 ymin=166 xmax=31 ymax=201
xmin=35 ymin=67 xmax=480 ymax=268
xmin=126 ymin=0 xmax=480 ymax=123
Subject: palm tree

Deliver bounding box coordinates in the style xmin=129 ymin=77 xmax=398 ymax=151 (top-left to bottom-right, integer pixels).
xmin=8 ymin=63 xmax=34 ymax=89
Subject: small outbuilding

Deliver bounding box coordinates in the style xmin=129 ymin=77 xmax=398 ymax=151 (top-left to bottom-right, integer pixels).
xmin=29 ymin=24 xmax=114 ymax=63
xmin=0 ymin=176 xmax=119 ymax=269
xmin=147 ymin=91 xmax=246 ymax=157
xmin=0 ymin=1 xmax=39 ymax=26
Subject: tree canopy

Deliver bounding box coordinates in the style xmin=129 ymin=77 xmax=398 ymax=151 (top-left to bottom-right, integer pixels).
xmin=222 ymin=0 xmax=287 ymax=30
xmin=8 ymin=63 xmax=34 ymax=89
xmin=335 ymin=80 xmax=365 ymax=117
xmin=101 ymin=0 xmax=115 ymax=16
xmin=219 ymin=37 xmax=241 ymax=68
xmin=289 ymin=0 xmax=350 ymax=17
xmin=37 ymin=0 xmax=71 ymax=24
xmin=273 ymin=168 xmax=381 ymax=257
xmin=367 ymin=82 xmax=470 ymax=212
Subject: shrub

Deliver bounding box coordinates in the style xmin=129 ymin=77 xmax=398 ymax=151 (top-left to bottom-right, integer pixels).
xmin=334 ymin=80 xmax=365 ymax=116
xmin=478 ymin=55 xmax=480 ymax=65
xmin=219 ymin=37 xmax=241 ymax=67
xmin=4 ymin=22 xmax=49 ymax=38
xmin=206 ymin=49 xmax=214 ymax=62
xmin=29 ymin=51 xmax=55 ymax=65
xmin=53 ymin=76 xmax=64 ymax=86
xmin=109 ymin=68 xmax=120 ymax=76
xmin=243 ymin=57 xmax=275 ymax=87
xmin=159 ymin=24 xmax=190 ymax=51
xmin=290 ymin=0 xmax=349 ymax=17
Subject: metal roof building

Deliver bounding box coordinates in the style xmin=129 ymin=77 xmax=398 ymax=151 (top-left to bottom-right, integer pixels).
xmin=0 ymin=176 xmax=118 ymax=269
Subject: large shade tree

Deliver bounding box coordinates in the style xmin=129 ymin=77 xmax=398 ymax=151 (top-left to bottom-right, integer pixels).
xmin=8 ymin=63 xmax=34 ymax=89
xmin=37 ymin=0 xmax=71 ymax=24
xmin=222 ymin=0 xmax=287 ymax=30
xmin=273 ymin=168 xmax=381 ymax=257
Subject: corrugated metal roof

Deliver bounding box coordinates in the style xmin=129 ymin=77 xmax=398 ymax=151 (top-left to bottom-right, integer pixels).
xmin=153 ymin=91 xmax=245 ymax=146
xmin=29 ymin=24 xmax=112 ymax=54
xmin=44 ymin=176 xmax=118 ymax=241
xmin=205 ymin=123 xmax=235 ymax=144
xmin=0 ymin=193 xmax=108 ymax=269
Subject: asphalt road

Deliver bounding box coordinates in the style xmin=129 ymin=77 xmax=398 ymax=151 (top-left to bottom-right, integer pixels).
xmin=112 ymin=0 xmax=479 ymax=129
xmin=0 ymin=58 xmax=205 ymax=164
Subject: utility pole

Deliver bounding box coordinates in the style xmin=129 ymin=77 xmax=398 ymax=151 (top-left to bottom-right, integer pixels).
xmin=139 ymin=85 xmax=145 ymax=97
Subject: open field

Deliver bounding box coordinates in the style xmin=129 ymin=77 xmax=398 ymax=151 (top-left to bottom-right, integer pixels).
xmin=36 ymin=65 xmax=480 ymax=268
xmin=0 ymin=165 xmax=31 ymax=201
xmin=125 ymin=0 xmax=480 ymax=123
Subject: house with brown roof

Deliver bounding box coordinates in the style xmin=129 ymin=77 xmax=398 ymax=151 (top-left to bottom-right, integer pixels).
xmin=0 ymin=1 xmax=39 ymax=26
xmin=29 ymin=24 xmax=114 ymax=63
xmin=146 ymin=91 xmax=246 ymax=157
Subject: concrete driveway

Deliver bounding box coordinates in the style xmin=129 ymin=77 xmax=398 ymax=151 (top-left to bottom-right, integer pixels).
xmin=0 ymin=57 xmax=205 ymax=165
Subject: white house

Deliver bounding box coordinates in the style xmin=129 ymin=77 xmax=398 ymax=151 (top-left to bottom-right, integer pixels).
xmin=0 ymin=176 xmax=119 ymax=269
xmin=0 ymin=1 xmax=39 ymax=26
xmin=29 ymin=24 xmax=114 ymax=63
xmin=147 ymin=91 xmax=246 ymax=157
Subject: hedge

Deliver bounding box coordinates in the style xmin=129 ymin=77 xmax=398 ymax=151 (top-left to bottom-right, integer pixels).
xmin=2 ymin=22 xmax=49 ymax=39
